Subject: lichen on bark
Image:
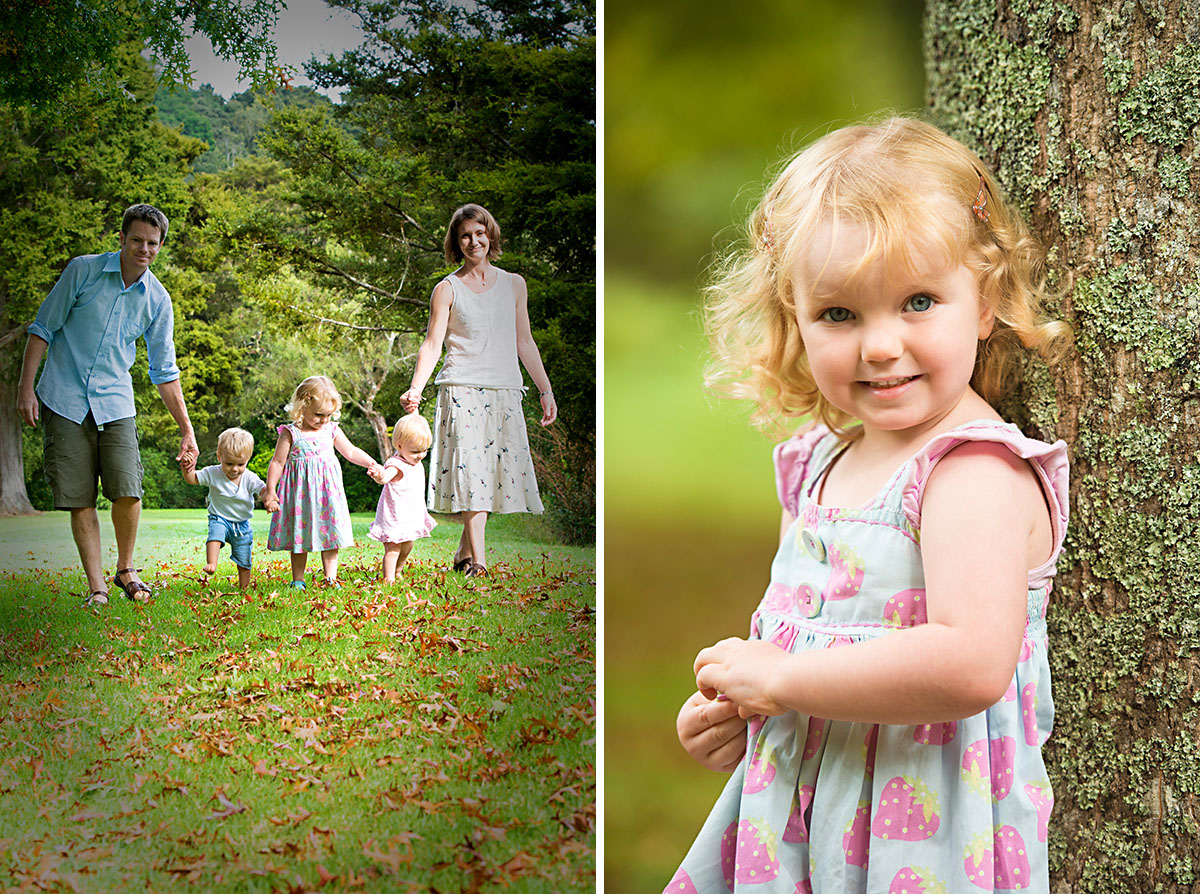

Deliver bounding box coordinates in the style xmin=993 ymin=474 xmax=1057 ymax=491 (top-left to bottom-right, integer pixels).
xmin=927 ymin=0 xmax=1200 ymax=890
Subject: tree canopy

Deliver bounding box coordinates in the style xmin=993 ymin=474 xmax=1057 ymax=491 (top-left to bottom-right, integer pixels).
xmin=0 ymin=0 xmax=288 ymax=108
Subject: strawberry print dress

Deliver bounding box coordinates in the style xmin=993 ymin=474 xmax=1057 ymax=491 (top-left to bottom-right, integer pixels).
xmin=666 ymin=421 xmax=1068 ymax=894
xmin=267 ymin=422 xmax=354 ymax=553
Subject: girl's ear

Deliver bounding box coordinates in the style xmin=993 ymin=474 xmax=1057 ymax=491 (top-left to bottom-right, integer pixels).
xmin=977 ymin=295 xmax=996 ymax=339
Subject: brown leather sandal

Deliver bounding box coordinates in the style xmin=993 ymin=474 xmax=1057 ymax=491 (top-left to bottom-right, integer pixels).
xmin=113 ymin=568 xmax=152 ymax=602
xmin=465 ymin=563 xmax=488 ymax=579
xmin=452 ymin=556 xmax=472 ymax=573
xmin=84 ymin=591 xmax=109 ymax=608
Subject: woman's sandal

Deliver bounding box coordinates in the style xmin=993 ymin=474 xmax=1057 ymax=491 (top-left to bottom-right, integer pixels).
xmin=465 ymin=563 xmax=488 ymax=579
xmin=83 ymin=591 xmax=109 ymax=608
xmin=452 ymin=556 xmax=472 ymax=573
xmin=113 ymin=568 xmax=152 ymax=602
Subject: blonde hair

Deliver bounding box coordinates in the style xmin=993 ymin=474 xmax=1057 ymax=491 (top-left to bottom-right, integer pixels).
xmin=286 ymin=375 xmax=342 ymax=424
xmin=706 ymin=116 xmax=1072 ymax=438
xmin=216 ymin=427 xmax=254 ymax=460
xmin=443 ymin=204 xmax=502 ymax=264
xmin=392 ymin=413 xmax=432 ymax=452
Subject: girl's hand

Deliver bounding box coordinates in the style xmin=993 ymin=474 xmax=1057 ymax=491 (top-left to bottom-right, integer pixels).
xmin=263 ymin=492 xmax=280 ymax=513
xmin=539 ymin=390 xmax=557 ymax=426
xmin=676 ymin=690 xmax=748 ymax=772
xmin=368 ymin=464 xmax=385 ymax=484
xmin=400 ymin=389 xmax=421 ymax=413
xmin=694 ymin=637 xmax=793 ymax=718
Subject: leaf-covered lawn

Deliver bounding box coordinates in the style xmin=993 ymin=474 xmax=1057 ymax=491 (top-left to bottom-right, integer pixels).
xmin=0 ymin=514 xmax=595 ymax=893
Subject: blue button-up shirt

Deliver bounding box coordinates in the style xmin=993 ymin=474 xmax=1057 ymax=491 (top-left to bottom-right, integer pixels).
xmin=28 ymin=252 xmax=180 ymax=425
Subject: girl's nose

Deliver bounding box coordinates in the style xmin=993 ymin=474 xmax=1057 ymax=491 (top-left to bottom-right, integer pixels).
xmin=860 ymin=321 xmax=904 ymax=362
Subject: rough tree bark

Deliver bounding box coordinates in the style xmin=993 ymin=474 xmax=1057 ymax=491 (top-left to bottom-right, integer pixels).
xmin=0 ymin=319 xmax=35 ymax=516
xmin=928 ymin=1 xmax=1200 ymax=891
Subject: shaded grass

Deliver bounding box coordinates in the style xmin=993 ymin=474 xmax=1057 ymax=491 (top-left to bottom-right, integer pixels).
xmin=0 ymin=511 xmax=595 ymax=892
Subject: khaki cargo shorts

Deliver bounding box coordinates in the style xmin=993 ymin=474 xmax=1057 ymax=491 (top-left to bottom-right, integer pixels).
xmin=42 ymin=405 xmax=143 ymax=509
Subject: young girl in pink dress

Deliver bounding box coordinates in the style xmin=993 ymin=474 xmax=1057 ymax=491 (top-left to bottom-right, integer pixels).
xmin=667 ymin=117 xmax=1072 ymax=893
xmin=265 ymin=375 xmax=381 ymax=589
xmin=368 ymin=413 xmax=437 ymax=581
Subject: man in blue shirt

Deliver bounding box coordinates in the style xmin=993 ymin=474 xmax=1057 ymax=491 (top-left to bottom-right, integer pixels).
xmin=16 ymin=204 xmax=198 ymax=607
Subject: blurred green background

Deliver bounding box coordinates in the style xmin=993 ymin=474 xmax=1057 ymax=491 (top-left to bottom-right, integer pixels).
xmin=604 ymin=1 xmax=925 ymax=889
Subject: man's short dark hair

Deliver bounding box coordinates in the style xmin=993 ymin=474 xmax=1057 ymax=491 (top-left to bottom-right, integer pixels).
xmin=121 ymin=204 xmax=169 ymax=242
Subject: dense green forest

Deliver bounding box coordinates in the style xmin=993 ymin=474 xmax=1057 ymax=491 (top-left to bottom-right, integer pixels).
xmin=8 ymin=0 xmax=595 ymax=544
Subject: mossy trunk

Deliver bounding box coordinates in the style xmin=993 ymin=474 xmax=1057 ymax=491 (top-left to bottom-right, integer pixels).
xmin=927 ymin=1 xmax=1200 ymax=890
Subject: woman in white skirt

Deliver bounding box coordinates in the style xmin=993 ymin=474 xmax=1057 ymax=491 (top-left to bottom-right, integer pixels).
xmin=400 ymin=204 xmax=557 ymax=577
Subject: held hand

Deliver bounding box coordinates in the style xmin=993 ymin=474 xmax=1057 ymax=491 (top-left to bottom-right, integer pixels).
xmin=17 ymin=383 xmax=38 ymax=427
xmin=676 ymin=690 xmax=749 ymax=772
xmin=177 ymin=430 xmax=199 ymax=465
xmin=539 ymin=391 xmax=557 ymax=427
xmin=400 ymin=389 xmax=421 ymax=414
xmin=694 ymin=637 xmax=793 ymax=718
xmin=179 ymin=452 xmax=196 ymax=473
xmin=263 ymin=493 xmax=280 ymax=513
xmin=368 ymin=464 xmax=385 ymax=484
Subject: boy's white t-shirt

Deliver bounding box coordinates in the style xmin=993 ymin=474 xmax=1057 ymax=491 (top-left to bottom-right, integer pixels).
xmin=196 ymin=466 xmax=266 ymax=522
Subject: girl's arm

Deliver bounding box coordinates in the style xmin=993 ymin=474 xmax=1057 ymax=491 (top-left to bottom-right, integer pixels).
xmin=400 ymin=281 xmax=453 ymax=412
xmin=333 ymin=428 xmax=382 ymax=475
xmin=374 ymin=463 xmax=401 ymax=485
xmin=264 ymin=430 xmax=292 ymax=507
xmin=695 ymin=442 xmax=1044 ymax=725
xmin=513 ymin=274 xmax=556 ymax=426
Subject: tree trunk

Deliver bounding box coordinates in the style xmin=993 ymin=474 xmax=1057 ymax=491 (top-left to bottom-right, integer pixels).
xmin=364 ymin=402 xmax=392 ymax=462
xmin=0 ymin=325 xmax=36 ymax=516
xmin=928 ymin=2 xmax=1200 ymax=890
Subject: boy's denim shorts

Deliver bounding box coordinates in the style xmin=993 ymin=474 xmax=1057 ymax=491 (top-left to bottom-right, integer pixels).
xmin=207 ymin=514 xmax=253 ymax=569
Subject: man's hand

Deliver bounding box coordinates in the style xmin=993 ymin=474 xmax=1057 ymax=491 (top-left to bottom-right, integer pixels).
xmin=17 ymin=383 xmax=38 ymax=427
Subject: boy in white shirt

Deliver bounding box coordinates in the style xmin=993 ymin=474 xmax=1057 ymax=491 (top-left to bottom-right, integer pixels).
xmin=180 ymin=428 xmax=278 ymax=588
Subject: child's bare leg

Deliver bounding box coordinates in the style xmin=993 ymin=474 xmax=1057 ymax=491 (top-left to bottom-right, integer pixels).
xmin=290 ymin=552 xmax=308 ymax=584
xmin=321 ymin=548 xmax=339 ymax=582
xmin=237 ymin=565 xmax=251 ymax=588
xmin=382 ymin=543 xmax=402 ymax=582
xmin=204 ymin=540 xmax=220 ymax=575
xmin=393 ymin=541 xmax=414 ymax=574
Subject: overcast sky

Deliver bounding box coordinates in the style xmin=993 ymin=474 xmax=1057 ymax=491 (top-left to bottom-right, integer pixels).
xmin=184 ymin=0 xmax=367 ymax=99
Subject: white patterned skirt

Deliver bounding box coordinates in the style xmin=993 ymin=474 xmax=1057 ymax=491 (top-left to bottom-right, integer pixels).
xmin=428 ymin=384 xmax=544 ymax=514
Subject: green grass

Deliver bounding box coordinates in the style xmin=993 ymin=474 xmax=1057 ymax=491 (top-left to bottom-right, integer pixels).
xmin=0 ymin=510 xmax=595 ymax=892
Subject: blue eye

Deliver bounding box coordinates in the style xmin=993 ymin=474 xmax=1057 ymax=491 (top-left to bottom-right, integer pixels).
xmin=821 ymin=307 xmax=853 ymax=323
xmin=905 ymin=294 xmax=934 ymax=312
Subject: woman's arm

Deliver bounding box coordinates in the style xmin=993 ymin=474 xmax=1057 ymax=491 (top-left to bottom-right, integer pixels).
xmin=696 ymin=442 xmax=1044 ymax=725
xmin=400 ymin=281 xmax=454 ymax=412
xmin=512 ymin=274 xmax=556 ymax=426
xmin=264 ymin=430 xmax=292 ymax=505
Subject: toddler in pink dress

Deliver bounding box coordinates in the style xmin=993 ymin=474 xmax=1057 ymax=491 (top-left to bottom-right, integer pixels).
xmin=369 ymin=413 xmax=436 ymax=581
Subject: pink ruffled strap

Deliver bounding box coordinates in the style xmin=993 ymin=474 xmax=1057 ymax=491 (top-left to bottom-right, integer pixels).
xmin=774 ymin=425 xmax=831 ymax=517
xmin=901 ymin=421 xmax=1069 ymax=590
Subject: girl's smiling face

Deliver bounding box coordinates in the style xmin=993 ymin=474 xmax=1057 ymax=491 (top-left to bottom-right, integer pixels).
xmin=300 ymin=400 xmax=336 ymax=431
xmin=794 ymin=219 xmax=994 ymax=440
xmin=394 ymin=439 xmax=428 ymax=465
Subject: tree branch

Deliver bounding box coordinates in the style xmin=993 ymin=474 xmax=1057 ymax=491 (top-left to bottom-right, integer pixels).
xmin=0 ymin=323 xmax=29 ymax=352
xmin=284 ymin=304 xmax=418 ymax=333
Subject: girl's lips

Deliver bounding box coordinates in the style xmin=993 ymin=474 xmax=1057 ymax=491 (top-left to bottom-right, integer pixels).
xmin=859 ymin=375 xmax=920 ymax=395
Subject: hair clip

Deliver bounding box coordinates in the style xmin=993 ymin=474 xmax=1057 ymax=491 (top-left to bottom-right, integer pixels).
xmin=971 ymin=172 xmax=990 ymax=223
xmin=760 ymin=201 xmax=775 ymax=252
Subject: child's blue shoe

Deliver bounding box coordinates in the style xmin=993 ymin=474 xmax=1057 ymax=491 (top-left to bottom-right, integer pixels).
xmin=290 ymin=580 xmax=306 ymax=590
